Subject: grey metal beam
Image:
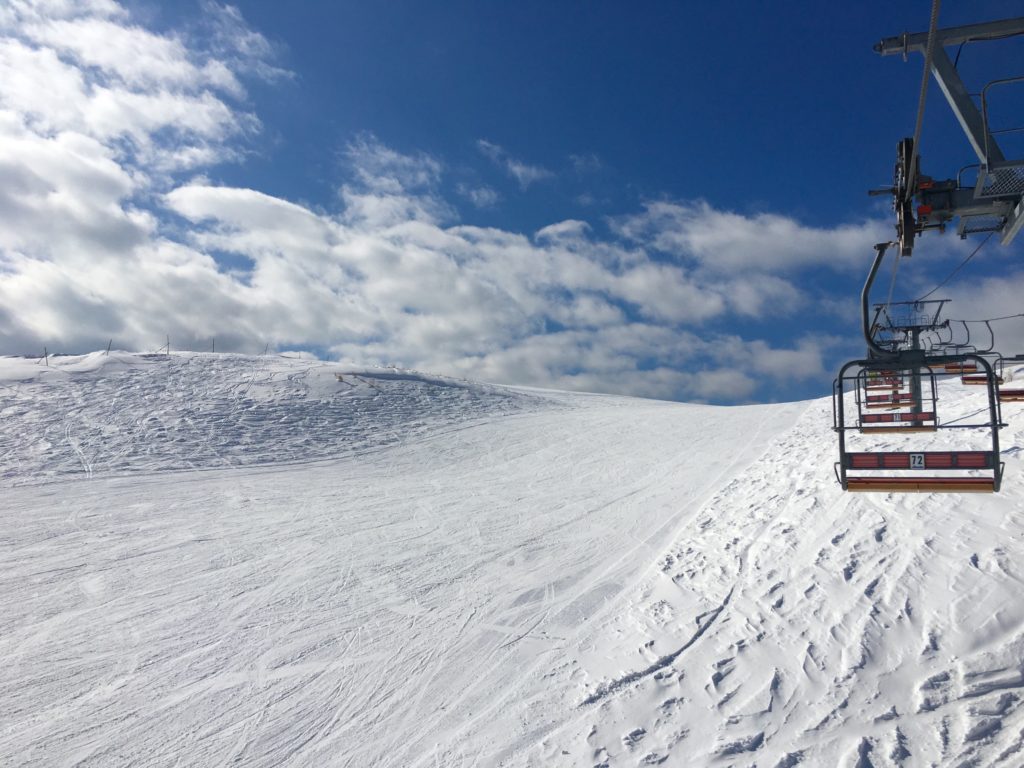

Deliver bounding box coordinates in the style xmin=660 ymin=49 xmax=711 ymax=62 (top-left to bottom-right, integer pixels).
xmin=929 ymin=47 xmax=1005 ymax=164
xmin=1000 ymin=199 xmax=1024 ymax=244
xmin=875 ymin=17 xmax=1024 ymax=56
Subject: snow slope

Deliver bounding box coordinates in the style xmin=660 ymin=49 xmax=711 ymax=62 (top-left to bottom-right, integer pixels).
xmin=0 ymin=352 xmax=537 ymax=485
xmin=1 ymin=352 xmax=1023 ymax=767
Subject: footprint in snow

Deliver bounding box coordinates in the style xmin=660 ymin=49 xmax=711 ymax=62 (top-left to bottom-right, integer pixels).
xmin=622 ymin=728 xmax=646 ymax=748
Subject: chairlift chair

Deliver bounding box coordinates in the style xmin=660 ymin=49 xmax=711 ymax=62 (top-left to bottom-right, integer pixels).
xmin=864 ymin=374 xmax=904 ymax=391
xmin=961 ymin=353 xmax=1004 ymax=384
xmin=946 ymin=361 xmax=979 ymax=374
xmin=849 ymin=364 xmax=937 ymax=433
xmin=834 ymin=353 xmax=1004 ymax=492
xmin=955 ymin=324 xmax=1002 ymax=382
xmin=832 ymin=242 xmax=1006 ymax=492
xmin=999 ymin=354 xmax=1024 ymax=400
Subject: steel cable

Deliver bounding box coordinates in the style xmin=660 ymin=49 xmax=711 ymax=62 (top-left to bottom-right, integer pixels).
xmin=907 ymin=0 xmax=942 ymax=192
xmin=916 ymin=231 xmax=994 ymax=301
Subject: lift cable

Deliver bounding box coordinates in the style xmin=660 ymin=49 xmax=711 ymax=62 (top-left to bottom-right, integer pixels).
xmin=953 ymin=41 xmax=966 ymax=67
xmin=954 ymin=28 xmax=1024 ymax=67
xmin=907 ymin=0 xmax=942 ymax=192
xmin=916 ymin=231 xmax=994 ymax=301
xmin=946 ymin=311 xmax=1024 ymax=323
xmin=883 ymin=241 xmax=902 ymax=318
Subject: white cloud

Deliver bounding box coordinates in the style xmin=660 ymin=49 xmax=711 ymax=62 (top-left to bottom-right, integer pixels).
xmin=0 ymin=0 xmax=271 ymax=171
xmin=339 ymin=135 xmax=453 ymax=226
xmin=476 ymin=139 xmax=502 ymax=164
xmin=21 ymin=16 xmax=244 ymax=95
xmin=718 ymin=273 xmax=804 ymax=318
xmin=345 ymin=134 xmax=442 ymax=194
xmin=945 ymin=272 xmax=1024 ymax=355
xmin=456 ymin=183 xmax=499 ymax=209
xmin=616 ymin=262 xmax=726 ymax=323
xmin=0 ymin=38 xmax=91 ymax=133
xmin=535 ymin=219 xmax=589 ymax=241
xmin=613 ymin=200 xmax=890 ymax=273
xmin=505 ymin=158 xmax=553 ymax=189
xmin=0 ymin=114 xmax=151 ymax=256
xmin=0 ymin=0 xmax=125 ymax=26
xmin=201 ymin=1 xmax=292 ymax=83
xmin=570 ymin=153 xmax=602 ymax=173
xmin=688 ymin=368 xmax=758 ymax=402
xmin=736 ymin=336 xmax=832 ymax=382
xmin=477 ymin=139 xmax=553 ymax=190
xmin=0 ymin=1 xmax=890 ymax=403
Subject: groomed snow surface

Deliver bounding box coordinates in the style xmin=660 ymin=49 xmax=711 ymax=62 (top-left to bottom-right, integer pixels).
xmin=2 ymin=352 xmax=1023 ymax=767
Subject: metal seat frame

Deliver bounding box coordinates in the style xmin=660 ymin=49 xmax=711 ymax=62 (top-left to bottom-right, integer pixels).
xmin=834 ymin=353 xmax=1005 ymax=492
xmin=1000 ymin=355 xmax=1024 ymax=400
xmin=832 ymin=241 xmax=1006 ymax=493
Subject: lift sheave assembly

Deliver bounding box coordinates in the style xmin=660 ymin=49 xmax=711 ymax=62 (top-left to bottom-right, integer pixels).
xmin=874 ymin=17 xmax=1024 ymax=256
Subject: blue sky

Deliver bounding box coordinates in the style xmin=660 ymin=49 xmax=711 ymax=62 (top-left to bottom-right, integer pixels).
xmin=2 ymin=0 xmax=1024 ymax=403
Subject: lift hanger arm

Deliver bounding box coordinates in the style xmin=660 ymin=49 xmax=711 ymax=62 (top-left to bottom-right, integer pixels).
xmin=875 ymin=17 xmax=1024 ymax=56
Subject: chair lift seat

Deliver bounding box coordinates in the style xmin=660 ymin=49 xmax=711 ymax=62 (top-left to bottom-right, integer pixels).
xmin=865 ymin=392 xmax=918 ymax=409
xmin=859 ymin=411 xmax=936 ymax=432
xmin=858 ymin=426 xmax=939 ymax=433
xmin=962 ymin=374 xmax=1002 ymax=385
xmin=842 ymin=451 xmax=999 ymax=493
xmin=845 ymin=476 xmax=996 ymax=493
xmin=835 ymin=350 xmax=1001 ymax=495
xmin=944 ymin=362 xmax=979 ymax=373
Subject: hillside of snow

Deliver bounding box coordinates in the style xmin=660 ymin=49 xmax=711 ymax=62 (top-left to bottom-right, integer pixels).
xmin=2 ymin=352 xmax=1023 ymax=767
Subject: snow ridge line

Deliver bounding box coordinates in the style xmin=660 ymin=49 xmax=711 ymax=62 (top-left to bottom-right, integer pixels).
xmin=579 ymin=585 xmax=736 ymax=707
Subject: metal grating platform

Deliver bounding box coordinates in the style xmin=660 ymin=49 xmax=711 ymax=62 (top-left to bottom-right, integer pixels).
xmin=975 ymin=164 xmax=1024 ymax=199
xmin=958 ymin=213 xmax=1006 ymax=236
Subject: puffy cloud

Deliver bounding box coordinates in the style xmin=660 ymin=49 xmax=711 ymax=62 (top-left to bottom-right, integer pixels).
xmin=0 ymin=0 xmax=270 ymax=171
xmin=339 ymin=135 xmax=454 ymax=227
xmin=0 ymin=0 xmax=887 ymax=403
xmin=615 ymin=263 xmax=726 ymax=323
xmin=945 ymin=272 xmax=1024 ymax=355
xmin=20 ymin=15 xmax=244 ymax=95
xmin=613 ymin=200 xmax=890 ymax=273
xmin=0 ymin=113 xmax=152 ymax=256
xmin=0 ymin=0 xmax=125 ymax=27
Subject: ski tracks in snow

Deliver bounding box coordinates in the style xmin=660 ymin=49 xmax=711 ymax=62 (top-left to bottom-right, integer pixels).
xmin=3 ymin=354 xmax=1024 ymax=767
xmin=0 ymin=368 xmax=803 ymax=768
xmin=0 ymin=352 xmax=545 ymax=487
xmin=520 ymin=385 xmax=1024 ymax=767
